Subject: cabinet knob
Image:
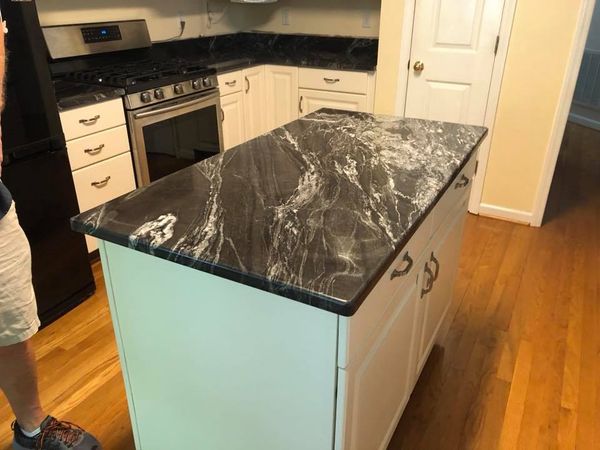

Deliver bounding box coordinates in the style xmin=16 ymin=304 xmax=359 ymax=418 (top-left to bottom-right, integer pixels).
xmin=391 ymin=251 xmax=413 ymax=279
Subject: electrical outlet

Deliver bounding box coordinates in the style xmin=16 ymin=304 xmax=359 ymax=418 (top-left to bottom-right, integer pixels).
xmin=282 ymin=8 xmax=290 ymax=26
xmin=362 ymin=11 xmax=371 ymax=28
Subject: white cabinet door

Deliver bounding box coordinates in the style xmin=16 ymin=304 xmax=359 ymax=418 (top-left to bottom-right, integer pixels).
xmin=415 ymin=196 xmax=468 ymax=375
xmin=72 ymin=153 xmax=136 ymax=252
xmin=220 ymin=92 xmax=245 ymax=151
xmin=336 ymin=267 xmax=420 ymax=450
xmin=242 ymin=66 xmax=267 ymax=140
xmin=298 ymin=89 xmax=368 ymax=117
xmin=404 ymin=0 xmax=505 ymax=125
xmin=265 ymin=65 xmax=299 ymax=131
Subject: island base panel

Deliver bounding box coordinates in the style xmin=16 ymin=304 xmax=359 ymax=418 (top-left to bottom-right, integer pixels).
xmin=99 ymin=241 xmax=339 ymax=450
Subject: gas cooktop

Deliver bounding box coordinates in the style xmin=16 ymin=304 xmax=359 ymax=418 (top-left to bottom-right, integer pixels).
xmin=63 ymin=58 xmax=217 ymax=94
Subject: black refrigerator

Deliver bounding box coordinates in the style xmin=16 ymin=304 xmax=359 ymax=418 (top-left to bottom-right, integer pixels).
xmin=1 ymin=0 xmax=95 ymax=326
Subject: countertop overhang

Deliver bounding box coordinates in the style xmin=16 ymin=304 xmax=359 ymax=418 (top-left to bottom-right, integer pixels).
xmin=71 ymin=110 xmax=487 ymax=316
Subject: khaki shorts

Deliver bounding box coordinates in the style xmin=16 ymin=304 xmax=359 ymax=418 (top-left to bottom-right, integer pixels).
xmin=0 ymin=203 xmax=40 ymax=346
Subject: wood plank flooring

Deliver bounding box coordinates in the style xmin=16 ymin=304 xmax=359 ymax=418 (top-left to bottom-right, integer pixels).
xmin=0 ymin=121 xmax=598 ymax=449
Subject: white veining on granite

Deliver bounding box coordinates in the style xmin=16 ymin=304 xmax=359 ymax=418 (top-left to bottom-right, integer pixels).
xmin=72 ymin=110 xmax=486 ymax=313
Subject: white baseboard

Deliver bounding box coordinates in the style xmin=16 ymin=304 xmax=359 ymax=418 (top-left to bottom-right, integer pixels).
xmin=568 ymin=112 xmax=600 ymax=131
xmin=478 ymin=203 xmax=533 ymax=225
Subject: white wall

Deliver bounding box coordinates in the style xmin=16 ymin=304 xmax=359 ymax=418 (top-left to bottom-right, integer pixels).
xmin=204 ymin=0 xmax=380 ymax=37
xmin=37 ymin=0 xmax=205 ymax=42
xmin=37 ymin=0 xmax=381 ymax=41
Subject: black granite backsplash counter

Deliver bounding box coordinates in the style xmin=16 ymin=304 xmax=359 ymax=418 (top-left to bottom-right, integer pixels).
xmin=71 ymin=110 xmax=486 ymax=316
xmin=152 ymin=32 xmax=379 ymax=72
xmin=54 ymin=80 xmax=125 ymax=111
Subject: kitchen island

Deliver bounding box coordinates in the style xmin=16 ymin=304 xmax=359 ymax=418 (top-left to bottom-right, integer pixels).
xmin=72 ymin=110 xmax=486 ymax=450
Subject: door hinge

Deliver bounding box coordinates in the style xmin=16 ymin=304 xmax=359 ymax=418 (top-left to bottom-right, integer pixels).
xmin=407 ymin=59 xmax=411 ymax=71
xmin=475 ymin=160 xmax=479 ymax=176
xmin=494 ymin=35 xmax=500 ymax=56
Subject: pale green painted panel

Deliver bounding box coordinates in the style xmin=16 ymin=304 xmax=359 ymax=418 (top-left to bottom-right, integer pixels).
xmin=102 ymin=242 xmax=339 ymax=450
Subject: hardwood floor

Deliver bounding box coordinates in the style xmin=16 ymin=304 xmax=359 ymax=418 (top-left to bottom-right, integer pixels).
xmin=0 ymin=121 xmax=598 ymax=449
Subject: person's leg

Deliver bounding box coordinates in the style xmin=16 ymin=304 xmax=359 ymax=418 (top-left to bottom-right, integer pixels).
xmin=0 ymin=339 xmax=46 ymax=432
xmin=1 ymin=204 xmax=102 ymax=449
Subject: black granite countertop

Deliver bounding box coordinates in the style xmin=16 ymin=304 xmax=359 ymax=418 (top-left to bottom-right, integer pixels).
xmin=152 ymin=32 xmax=379 ymax=73
xmin=71 ymin=110 xmax=486 ymax=316
xmin=54 ymin=80 xmax=125 ymax=111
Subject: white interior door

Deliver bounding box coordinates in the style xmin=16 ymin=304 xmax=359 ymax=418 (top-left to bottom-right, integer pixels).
xmin=404 ymin=0 xmax=505 ymax=125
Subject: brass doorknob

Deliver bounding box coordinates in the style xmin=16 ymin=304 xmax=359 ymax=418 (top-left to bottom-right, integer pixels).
xmin=413 ymin=61 xmax=425 ymax=73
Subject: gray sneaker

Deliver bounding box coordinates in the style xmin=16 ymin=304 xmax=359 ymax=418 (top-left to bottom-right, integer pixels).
xmin=12 ymin=416 xmax=102 ymax=450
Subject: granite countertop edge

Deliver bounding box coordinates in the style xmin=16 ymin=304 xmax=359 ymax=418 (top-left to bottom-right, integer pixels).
xmin=71 ymin=127 xmax=487 ymax=317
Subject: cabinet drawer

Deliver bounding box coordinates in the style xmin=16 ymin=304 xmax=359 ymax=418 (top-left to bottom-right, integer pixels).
xmin=60 ymin=99 xmax=126 ymax=141
xmin=338 ymin=212 xmax=433 ymax=369
xmin=299 ymin=68 xmax=368 ymax=95
xmin=217 ymin=70 xmax=243 ymax=96
xmin=72 ymin=152 xmax=136 ymax=215
xmin=431 ymin=152 xmax=477 ymax=234
xmin=67 ymin=125 xmax=130 ymax=171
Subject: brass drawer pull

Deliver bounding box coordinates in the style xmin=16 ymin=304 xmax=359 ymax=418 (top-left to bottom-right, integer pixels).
xmin=420 ymin=263 xmax=435 ymax=298
xmin=220 ymin=108 xmax=225 ymax=122
xmin=83 ymin=144 xmax=105 ymax=155
xmin=79 ymin=115 xmax=100 ymax=125
xmin=225 ymin=80 xmax=237 ymax=87
xmin=91 ymin=176 xmax=111 ymax=188
xmin=391 ymin=251 xmax=413 ymax=279
xmin=455 ymin=174 xmax=470 ymax=189
xmin=299 ymin=96 xmax=304 ymax=114
xmin=430 ymin=252 xmax=440 ymax=281
xmin=324 ymin=77 xmax=340 ymax=84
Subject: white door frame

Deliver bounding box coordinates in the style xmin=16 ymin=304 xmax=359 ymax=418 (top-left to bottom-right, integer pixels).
xmin=393 ymin=0 xmax=518 ymax=216
xmin=530 ymin=0 xmax=596 ymax=226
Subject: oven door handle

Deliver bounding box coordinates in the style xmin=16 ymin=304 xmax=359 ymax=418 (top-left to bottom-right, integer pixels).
xmin=133 ymin=94 xmax=217 ymax=119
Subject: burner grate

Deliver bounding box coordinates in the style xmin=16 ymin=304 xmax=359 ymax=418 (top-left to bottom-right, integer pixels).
xmin=63 ymin=58 xmax=216 ymax=93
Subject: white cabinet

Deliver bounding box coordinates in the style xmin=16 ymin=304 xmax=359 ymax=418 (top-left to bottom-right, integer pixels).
xmin=298 ymin=67 xmax=376 ymax=117
xmin=265 ymin=65 xmax=299 ymax=130
xmin=59 ymin=98 xmax=126 ymax=141
xmin=72 ymin=153 xmax=136 ymax=252
xmin=336 ymin=264 xmax=421 ymax=450
xmin=299 ymin=89 xmax=369 ymax=117
xmin=336 ymin=152 xmax=478 ymax=450
xmin=242 ymin=66 xmax=267 ymax=140
xmin=220 ymin=92 xmax=245 ymax=151
xmin=63 ymin=99 xmax=136 ymax=253
xmin=415 ymin=195 xmax=468 ymax=377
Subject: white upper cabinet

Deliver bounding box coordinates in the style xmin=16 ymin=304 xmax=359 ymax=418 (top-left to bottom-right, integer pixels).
xmin=220 ymin=91 xmax=245 ymax=151
xmin=265 ymin=65 xmax=299 ymax=131
xmin=242 ymin=66 xmax=267 ymax=140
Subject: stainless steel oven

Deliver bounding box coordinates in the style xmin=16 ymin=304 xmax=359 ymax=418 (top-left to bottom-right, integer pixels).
xmin=127 ymin=88 xmax=224 ymax=186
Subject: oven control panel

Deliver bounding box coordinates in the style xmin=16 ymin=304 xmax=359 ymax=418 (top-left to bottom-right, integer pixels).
xmin=81 ymin=25 xmax=122 ymax=44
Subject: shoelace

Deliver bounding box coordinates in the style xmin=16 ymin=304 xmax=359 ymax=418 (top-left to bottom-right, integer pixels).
xmin=35 ymin=419 xmax=83 ymax=449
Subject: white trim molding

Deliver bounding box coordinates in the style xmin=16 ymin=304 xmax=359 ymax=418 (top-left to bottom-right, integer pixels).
xmin=530 ymin=0 xmax=597 ymax=227
xmin=478 ymin=203 xmax=532 ymax=225
xmin=393 ymin=0 xmax=417 ymax=116
xmin=468 ymin=0 xmax=519 ymax=215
